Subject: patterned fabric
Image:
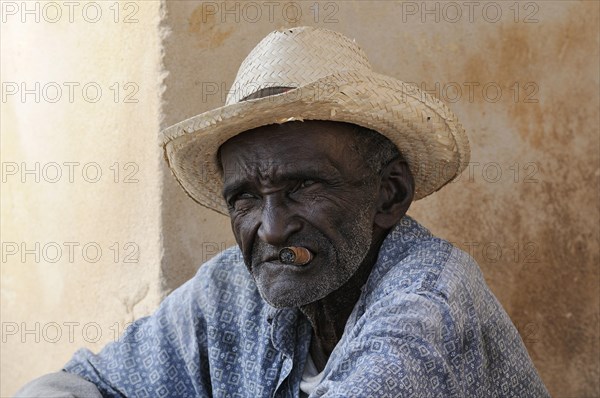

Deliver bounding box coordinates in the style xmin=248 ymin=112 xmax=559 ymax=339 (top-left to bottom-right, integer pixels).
xmin=64 ymin=216 xmax=549 ymax=397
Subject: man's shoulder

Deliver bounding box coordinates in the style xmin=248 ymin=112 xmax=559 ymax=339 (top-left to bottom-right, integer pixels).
xmin=192 ymin=246 xmax=256 ymax=292
xmin=195 ymin=245 xmax=247 ymax=277
xmin=365 ymin=217 xmax=484 ymax=306
xmin=165 ymin=246 xmax=262 ymax=315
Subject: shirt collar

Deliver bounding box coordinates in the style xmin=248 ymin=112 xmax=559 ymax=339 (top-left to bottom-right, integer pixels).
xmin=361 ymin=215 xmax=432 ymax=293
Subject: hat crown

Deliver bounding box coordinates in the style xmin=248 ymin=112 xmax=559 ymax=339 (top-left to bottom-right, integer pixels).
xmin=226 ymin=26 xmax=372 ymax=105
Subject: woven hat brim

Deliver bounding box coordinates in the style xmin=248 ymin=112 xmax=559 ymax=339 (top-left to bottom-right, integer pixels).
xmin=160 ymin=70 xmax=470 ymax=216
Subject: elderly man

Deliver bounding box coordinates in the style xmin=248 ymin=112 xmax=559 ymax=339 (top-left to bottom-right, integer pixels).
xmin=16 ymin=27 xmax=548 ymax=397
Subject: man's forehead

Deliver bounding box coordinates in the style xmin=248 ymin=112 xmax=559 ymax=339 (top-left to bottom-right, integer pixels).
xmin=219 ymin=121 xmax=364 ymax=162
xmin=222 ymin=157 xmax=340 ymax=178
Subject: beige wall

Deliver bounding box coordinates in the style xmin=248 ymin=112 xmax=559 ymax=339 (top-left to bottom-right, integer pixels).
xmin=0 ymin=1 xmax=166 ymax=395
xmin=2 ymin=0 xmax=598 ymax=396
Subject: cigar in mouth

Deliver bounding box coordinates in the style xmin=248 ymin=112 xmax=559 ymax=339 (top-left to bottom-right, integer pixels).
xmin=278 ymin=246 xmax=313 ymax=266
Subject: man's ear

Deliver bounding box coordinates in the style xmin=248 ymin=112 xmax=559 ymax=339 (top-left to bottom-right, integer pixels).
xmin=374 ymin=158 xmax=414 ymax=229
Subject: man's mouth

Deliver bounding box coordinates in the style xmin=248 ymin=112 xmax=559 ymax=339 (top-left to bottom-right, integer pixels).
xmin=256 ymin=246 xmax=316 ymax=268
xmin=251 ymin=235 xmax=326 ymax=270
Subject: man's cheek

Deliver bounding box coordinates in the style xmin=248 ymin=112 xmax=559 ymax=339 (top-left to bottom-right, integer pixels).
xmin=231 ymin=218 xmax=257 ymax=261
xmin=230 ymin=219 xmax=244 ymax=247
xmin=297 ymin=200 xmax=342 ymax=228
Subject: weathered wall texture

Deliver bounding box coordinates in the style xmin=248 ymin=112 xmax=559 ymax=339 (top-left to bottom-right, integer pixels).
xmin=0 ymin=2 xmax=166 ymax=395
xmin=2 ymin=1 xmax=598 ymax=397
xmin=160 ymin=1 xmax=598 ymax=397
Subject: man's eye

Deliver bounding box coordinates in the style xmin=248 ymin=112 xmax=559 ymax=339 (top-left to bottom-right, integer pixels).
xmin=227 ymin=192 xmax=256 ymax=210
xmin=289 ymin=180 xmax=319 ymax=196
xmin=299 ymin=180 xmax=316 ymax=189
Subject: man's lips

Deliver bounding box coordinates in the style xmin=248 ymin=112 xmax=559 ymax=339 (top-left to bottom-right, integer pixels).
xmin=257 ymin=257 xmax=318 ymax=274
xmin=261 ymin=252 xmax=280 ymax=263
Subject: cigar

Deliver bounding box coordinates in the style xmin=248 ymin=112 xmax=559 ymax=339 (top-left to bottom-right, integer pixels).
xmin=278 ymin=246 xmax=313 ymax=266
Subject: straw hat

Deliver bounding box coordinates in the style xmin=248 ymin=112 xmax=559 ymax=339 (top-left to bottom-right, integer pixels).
xmin=160 ymin=26 xmax=470 ymax=215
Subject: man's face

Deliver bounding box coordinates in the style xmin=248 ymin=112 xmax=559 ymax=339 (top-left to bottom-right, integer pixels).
xmin=219 ymin=121 xmax=382 ymax=308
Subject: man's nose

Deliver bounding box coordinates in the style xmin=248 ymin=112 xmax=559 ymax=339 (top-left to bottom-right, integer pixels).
xmin=257 ymin=197 xmax=302 ymax=246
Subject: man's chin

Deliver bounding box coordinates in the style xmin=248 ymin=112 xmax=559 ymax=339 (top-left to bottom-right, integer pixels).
xmin=259 ymin=290 xmax=318 ymax=309
xmin=257 ymin=283 xmax=328 ymax=309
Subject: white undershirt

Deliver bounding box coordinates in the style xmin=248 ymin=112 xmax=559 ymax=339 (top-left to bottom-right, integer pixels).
xmin=299 ymin=352 xmax=325 ymax=397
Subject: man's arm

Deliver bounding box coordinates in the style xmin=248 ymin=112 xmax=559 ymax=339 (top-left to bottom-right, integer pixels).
xmin=13 ymin=250 xmax=229 ymax=397
xmin=14 ymin=371 xmax=102 ymax=398
xmin=60 ymin=268 xmax=213 ymax=397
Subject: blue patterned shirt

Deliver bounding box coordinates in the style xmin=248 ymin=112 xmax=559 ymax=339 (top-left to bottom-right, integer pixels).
xmin=64 ymin=216 xmax=549 ymax=397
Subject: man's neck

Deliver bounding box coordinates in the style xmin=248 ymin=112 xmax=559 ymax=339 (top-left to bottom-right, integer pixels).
xmin=299 ymin=229 xmax=386 ymax=371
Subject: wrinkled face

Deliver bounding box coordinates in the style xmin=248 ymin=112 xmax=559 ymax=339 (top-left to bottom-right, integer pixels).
xmin=219 ymin=121 xmax=382 ymax=308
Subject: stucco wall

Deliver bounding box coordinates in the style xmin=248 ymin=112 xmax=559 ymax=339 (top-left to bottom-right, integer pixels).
xmin=1 ymin=1 xmax=166 ymax=395
xmin=159 ymin=1 xmax=599 ymax=397
xmin=1 ymin=0 xmax=598 ymax=397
